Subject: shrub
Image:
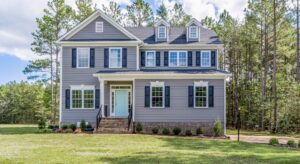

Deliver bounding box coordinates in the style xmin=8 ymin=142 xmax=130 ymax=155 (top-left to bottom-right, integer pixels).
xmin=185 ymin=129 xmax=193 ymax=136
xmin=64 ymin=129 xmax=74 ymax=133
xmin=136 ymin=122 xmax=143 ymax=133
xmin=86 ymin=124 xmax=92 ymax=129
xmin=162 ymin=128 xmax=170 ymax=135
xmin=62 ymin=124 xmax=68 ymax=130
xmin=68 ymin=124 xmax=77 ymax=131
xmin=47 ymin=124 xmax=54 ymax=129
xmin=269 ymin=138 xmax=279 ymax=145
xmin=173 ymin=127 xmax=181 ymax=135
xmin=152 ymin=128 xmax=159 ymax=134
xmin=287 ymin=140 xmax=296 ymax=147
xmin=80 ymin=120 xmax=87 ymax=129
xmin=196 ymin=128 xmax=204 ymax=135
xmin=298 ymin=141 xmax=300 ymax=148
xmin=53 ymin=125 xmax=59 ymax=129
xmin=37 ymin=119 xmax=46 ymax=129
xmin=213 ymin=119 xmax=222 ymax=137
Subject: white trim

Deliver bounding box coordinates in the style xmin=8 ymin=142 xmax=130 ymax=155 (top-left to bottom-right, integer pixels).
xmin=132 ymin=79 xmax=136 ymax=121
xmin=140 ymin=44 xmax=223 ymax=50
xmin=154 ymin=19 xmax=170 ymax=27
xmin=150 ymin=81 xmax=165 ymax=108
xmin=109 ymin=47 xmax=122 ymax=68
xmin=224 ymin=78 xmax=226 ymax=135
xmin=70 ymin=85 xmax=95 ymax=110
xmin=95 ymin=21 xmax=103 ymax=33
xmin=158 ymin=26 xmax=167 ymax=39
xmin=201 ymin=50 xmax=211 ymax=67
xmin=57 ymin=41 xmax=140 ymax=46
xmin=110 ymin=85 xmax=132 ymax=117
xmin=168 ymin=51 xmax=188 ymax=67
xmin=189 ymin=25 xmax=199 ymax=39
xmin=76 ymin=48 xmax=90 ymax=68
xmin=193 ymin=81 xmax=209 ymax=108
xmin=186 ymin=18 xmax=201 ymax=27
xmin=194 ymin=81 xmax=208 ymax=86
xmin=136 ymin=46 xmax=140 ymax=70
xmin=145 ymin=51 xmax=156 ymax=67
xmin=100 ymin=79 xmax=105 ymax=116
xmin=59 ymin=46 xmax=63 ymax=127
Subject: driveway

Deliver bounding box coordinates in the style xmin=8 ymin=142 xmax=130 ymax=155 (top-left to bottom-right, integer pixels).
xmin=228 ymin=135 xmax=300 ymax=144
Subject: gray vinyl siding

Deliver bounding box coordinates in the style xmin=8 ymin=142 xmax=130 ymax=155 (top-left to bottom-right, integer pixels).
xmin=69 ymin=16 xmax=131 ymax=41
xmin=134 ymin=79 xmax=224 ymax=123
xmin=140 ymin=49 xmax=217 ymax=69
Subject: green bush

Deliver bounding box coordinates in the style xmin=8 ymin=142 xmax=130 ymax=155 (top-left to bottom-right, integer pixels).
xmin=136 ymin=122 xmax=143 ymax=133
xmin=196 ymin=128 xmax=204 ymax=135
xmin=162 ymin=128 xmax=170 ymax=135
xmin=298 ymin=141 xmax=300 ymax=148
xmin=53 ymin=125 xmax=59 ymax=129
xmin=287 ymin=140 xmax=296 ymax=147
xmin=62 ymin=125 xmax=68 ymax=130
xmin=152 ymin=128 xmax=159 ymax=134
xmin=47 ymin=124 xmax=54 ymax=129
xmin=64 ymin=129 xmax=74 ymax=133
xmin=185 ymin=129 xmax=193 ymax=136
xmin=37 ymin=119 xmax=46 ymax=129
xmin=80 ymin=120 xmax=87 ymax=129
xmin=213 ymin=119 xmax=222 ymax=137
xmin=269 ymin=138 xmax=279 ymax=145
xmin=86 ymin=124 xmax=92 ymax=129
xmin=68 ymin=124 xmax=77 ymax=131
xmin=173 ymin=127 xmax=181 ymax=135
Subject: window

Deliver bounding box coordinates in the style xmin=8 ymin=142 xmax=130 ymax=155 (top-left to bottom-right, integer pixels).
xmin=95 ymin=21 xmax=103 ymax=33
xmin=189 ymin=26 xmax=198 ymax=38
xmin=109 ymin=48 xmax=122 ymax=68
xmin=71 ymin=86 xmax=95 ymax=109
xmin=146 ymin=51 xmax=156 ymax=67
xmin=194 ymin=81 xmax=208 ymax=108
xmin=77 ymin=48 xmax=90 ymax=68
xmin=169 ymin=51 xmax=187 ymax=67
xmin=201 ymin=51 xmax=211 ymax=67
xmin=150 ymin=82 xmax=164 ymax=108
xmin=158 ymin=26 xmax=166 ymax=38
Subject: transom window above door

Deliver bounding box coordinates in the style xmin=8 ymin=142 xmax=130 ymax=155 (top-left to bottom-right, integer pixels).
xmin=77 ymin=48 xmax=90 ymax=68
xmin=169 ymin=51 xmax=187 ymax=67
xmin=146 ymin=51 xmax=156 ymax=67
xmin=109 ymin=48 xmax=122 ymax=68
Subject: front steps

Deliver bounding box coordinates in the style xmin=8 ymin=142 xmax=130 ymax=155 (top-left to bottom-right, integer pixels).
xmin=95 ymin=118 xmax=132 ymax=134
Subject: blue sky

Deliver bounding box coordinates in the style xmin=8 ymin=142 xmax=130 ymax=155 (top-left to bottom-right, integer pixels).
xmin=0 ymin=0 xmax=246 ymax=85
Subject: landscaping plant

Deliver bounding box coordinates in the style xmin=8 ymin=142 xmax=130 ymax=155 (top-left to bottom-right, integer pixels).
xmin=162 ymin=128 xmax=170 ymax=135
xmin=173 ymin=127 xmax=181 ymax=135
xmin=287 ymin=140 xmax=296 ymax=147
xmin=136 ymin=122 xmax=143 ymax=133
xmin=69 ymin=124 xmax=76 ymax=131
xmin=269 ymin=138 xmax=279 ymax=145
xmin=80 ymin=120 xmax=87 ymax=129
xmin=37 ymin=119 xmax=46 ymax=129
xmin=196 ymin=128 xmax=204 ymax=135
xmin=62 ymin=125 xmax=68 ymax=130
xmin=213 ymin=119 xmax=222 ymax=137
xmin=152 ymin=127 xmax=159 ymax=134
xmin=185 ymin=129 xmax=193 ymax=136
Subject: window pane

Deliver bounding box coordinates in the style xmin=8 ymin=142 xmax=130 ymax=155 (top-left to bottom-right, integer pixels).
xmin=195 ymin=86 xmax=207 ymax=107
xmin=169 ymin=52 xmax=177 ymax=67
xmin=146 ymin=51 xmax=156 ymax=67
xmin=201 ymin=52 xmax=210 ymax=67
xmin=190 ymin=26 xmax=197 ymax=38
xmin=77 ymin=48 xmax=89 ymax=68
xmin=72 ymin=90 xmax=82 ymax=108
xmin=84 ymin=90 xmax=94 ymax=108
xmin=109 ymin=48 xmax=121 ymax=68
xmin=158 ymin=27 xmax=166 ymax=38
xmin=151 ymin=86 xmax=164 ymax=107
xmin=178 ymin=52 xmax=187 ymax=67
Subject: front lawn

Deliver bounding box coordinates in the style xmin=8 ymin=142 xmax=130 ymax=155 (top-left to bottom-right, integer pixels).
xmin=227 ymin=128 xmax=300 ymax=138
xmin=0 ymin=125 xmax=299 ymax=163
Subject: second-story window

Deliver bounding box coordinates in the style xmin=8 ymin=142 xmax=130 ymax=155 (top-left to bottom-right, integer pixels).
xmin=109 ymin=48 xmax=122 ymax=68
xmin=95 ymin=21 xmax=103 ymax=33
xmin=146 ymin=51 xmax=156 ymax=67
xmin=201 ymin=51 xmax=211 ymax=67
xmin=169 ymin=51 xmax=187 ymax=67
xmin=189 ymin=26 xmax=198 ymax=38
xmin=158 ymin=26 xmax=166 ymax=39
xmin=77 ymin=48 xmax=90 ymax=68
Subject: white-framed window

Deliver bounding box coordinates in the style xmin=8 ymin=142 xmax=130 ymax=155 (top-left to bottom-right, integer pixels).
xmin=201 ymin=51 xmax=211 ymax=67
xmin=109 ymin=48 xmax=122 ymax=68
xmin=150 ymin=81 xmax=164 ymax=108
xmin=169 ymin=51 xmax=187 ymax=67
xmin=146 ymin=51 xmax=156 ymax=67
xmin=189 ymin=26 xmax=198 ymax=38
xmin=95 ymin=21 xmax=103 ymax=33
xmin=77 ymin=48 xmax=90 ymax=68
xmin=194 ymin=81 xmax=208 ymax=108
xmin=71 ymin=85 xmax=95 ymax=109
xmin=158 ymin=26 xmax=166 ymax=39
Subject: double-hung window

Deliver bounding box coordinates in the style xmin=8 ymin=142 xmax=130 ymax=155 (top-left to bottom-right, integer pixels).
xmin=150 ymin=82 xmax=164 ymax=108
xmin=189 ymin=26 xmax=198 ymax=38
xmin=109 ymin=48 xmax=122 ymax=68
xmin=194 ymin=81 xmax=208 ymax=108
xmin=77 ymin=48 xmax=90 ymax=68
xmin=146 ymin=51 xmax=156 ymax=67
xmin=169 ymin=51 xmax=187 ymax=67
xmin=201 ymin=51 xmax=211 ymax=67
xmin=71 ymin=86 xmax=95 ymax=109
xmin=158 ymin=26 xmax=166 ymax=39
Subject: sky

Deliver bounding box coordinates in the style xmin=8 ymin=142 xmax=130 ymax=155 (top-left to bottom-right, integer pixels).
xmin=0 ymin=0 xmax=247 ymax=85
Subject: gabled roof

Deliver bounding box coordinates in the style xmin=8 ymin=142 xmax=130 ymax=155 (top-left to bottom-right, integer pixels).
xmin=57 ymin=10 xmax=142 ymax=43
xmin=186 ymin=18 xmax=202 ymax=27
xmin=154 ymin=19 xmax=170 ymax=27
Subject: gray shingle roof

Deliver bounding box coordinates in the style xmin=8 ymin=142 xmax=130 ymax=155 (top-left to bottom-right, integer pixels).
xmin=125 ymin=27 xmax=221 ymax=45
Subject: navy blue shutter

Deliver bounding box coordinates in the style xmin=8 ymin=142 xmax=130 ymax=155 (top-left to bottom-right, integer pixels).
xmin=65 ymin=89 xmax=70 ymax=109
xmin=72 ymin=48 xmax=77 ymax=68
xmin=104 ymin=48 xmax=109 ymax=68
xmin=156 ymin=52 xmax=160 ymax=66
xmin=122 ymin=48 xmax=127 ymax=68
xmin=188 ymin=51 xmax=193 ymax=66
xmin=211 ymin=50 xmax=216 ymax=67
xmin=164 ymin=51 xmax=169 ymax=66
xmin=90 ymin=48 xmax=95 ymax=68
xmin=188 ymin=86 xmax=194 ymax=107
xmin=95 ymin=89 xmax=100 ymax=108
xmin=165 ymin=86 xmax=170 ymax=107
xmin=209 ymin=86 xmax=214 ymax=107
xmin=196 ymin=51 xmax=201 ymax=66
xmin=145 ymin=86 xmax=150 ymax=107
xmin=141 ymin=51 xmax=145 ymax=67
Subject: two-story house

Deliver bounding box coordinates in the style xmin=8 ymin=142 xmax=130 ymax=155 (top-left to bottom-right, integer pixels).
xmin=57 ymin=10 xmax=230 ymax=135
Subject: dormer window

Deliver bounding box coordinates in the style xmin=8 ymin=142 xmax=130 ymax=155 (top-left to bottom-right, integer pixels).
xmin=189 ymin=26 xmax=198 ymax=38
xmin=158 ymin=26 xmax=166 ymax=39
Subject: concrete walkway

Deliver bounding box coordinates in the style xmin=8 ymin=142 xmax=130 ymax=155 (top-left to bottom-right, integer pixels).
xmin=228 ymin=135 xmax=300 ymax=144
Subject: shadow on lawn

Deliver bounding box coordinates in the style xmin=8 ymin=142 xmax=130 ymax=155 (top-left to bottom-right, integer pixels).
xmin=0 ymin=126 xmax=38 ymax=135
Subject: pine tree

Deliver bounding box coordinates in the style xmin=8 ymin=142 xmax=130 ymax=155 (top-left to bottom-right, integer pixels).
xmin=102 ymin=1 xmax=124 ymax=24
xmin=126 ymin=0 xmax=154 ymax=27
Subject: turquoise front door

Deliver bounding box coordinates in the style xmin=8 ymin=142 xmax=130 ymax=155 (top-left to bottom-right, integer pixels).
xmin=115 ymin=90 xmax=129 ymax=117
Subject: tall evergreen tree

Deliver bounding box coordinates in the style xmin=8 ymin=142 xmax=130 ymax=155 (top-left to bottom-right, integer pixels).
xmin=170 ymin=3 xmax=191 ymax=26
xmin=72 ymin=0 xmax=96 ymax=23
xmin=126 ymin=0 xmax=154 ymax=26
xmin=156 ymin=3 xmax=168 ymax=21
xmin=102 ymin=1 xmax=124 ymax=24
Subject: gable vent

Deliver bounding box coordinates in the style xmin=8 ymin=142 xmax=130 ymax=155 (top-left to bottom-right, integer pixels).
xmin=95 ymin=21 xmax=103 ymax=33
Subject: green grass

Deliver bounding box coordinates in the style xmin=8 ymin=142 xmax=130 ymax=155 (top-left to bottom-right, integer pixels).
xmin=227 ymin=128 xmax=300 ymax=138
xmin=0 ymin=125 xmax=300 ymax=163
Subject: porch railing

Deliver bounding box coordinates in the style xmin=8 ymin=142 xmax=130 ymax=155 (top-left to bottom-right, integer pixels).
xmin=128 ymin=104 xmax=133 ymax=131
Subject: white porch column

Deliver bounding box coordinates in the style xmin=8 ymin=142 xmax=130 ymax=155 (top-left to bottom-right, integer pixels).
xmin=99 ymin=79 xmax=105 ymax=117
xmin=132 ymin=79 xmax=135 ymax=121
